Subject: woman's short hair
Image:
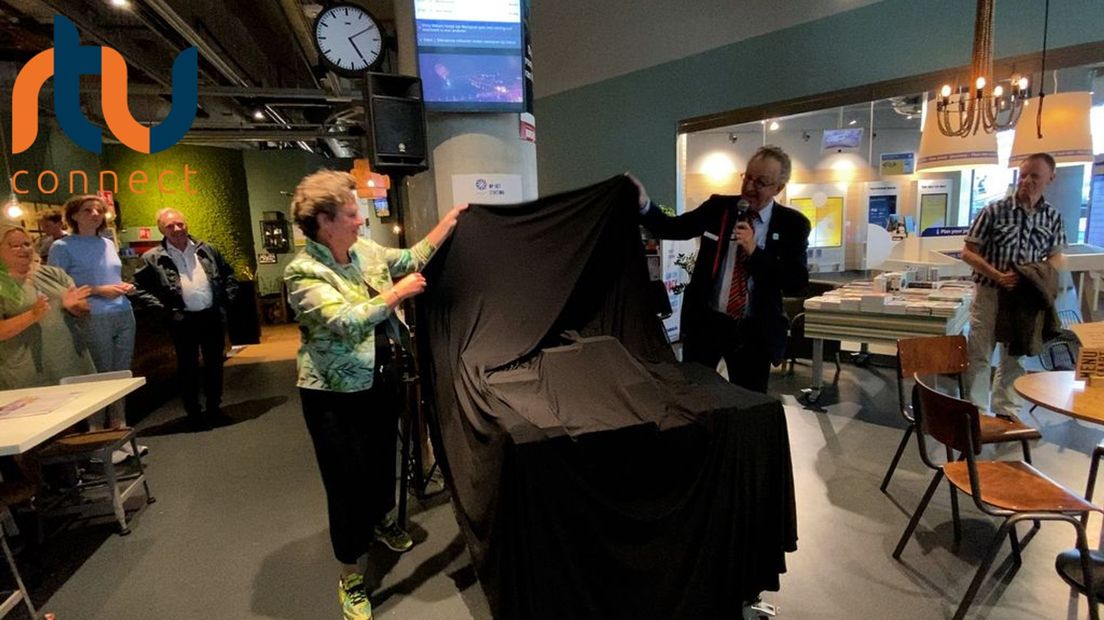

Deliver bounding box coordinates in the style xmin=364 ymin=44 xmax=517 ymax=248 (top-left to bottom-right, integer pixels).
xmin=0 ymin=224 xmax=39 ymax=267
xmin=290 ymin=170 xmax=356 ymax=241
xmin=62 ymin=195 xmax=108 ymax=235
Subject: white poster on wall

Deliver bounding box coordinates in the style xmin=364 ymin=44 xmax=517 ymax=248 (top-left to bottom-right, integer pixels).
xmin=660 ymin=238 xmax=698 ymax=343
xmin=451 ymin=174 xmax=523 ymax=205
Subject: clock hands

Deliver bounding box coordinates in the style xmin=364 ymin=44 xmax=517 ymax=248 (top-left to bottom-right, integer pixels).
xmin=347 ymin=26 xmax=379 ymax=67
xmin=348 ymin=37 xmax=368 ymax=65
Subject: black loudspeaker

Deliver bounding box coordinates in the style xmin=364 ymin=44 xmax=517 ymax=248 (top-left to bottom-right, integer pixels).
xmin=364 ymin=73 xmax=429 ymax=175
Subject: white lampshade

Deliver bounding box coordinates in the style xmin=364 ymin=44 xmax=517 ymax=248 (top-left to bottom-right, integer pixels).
xmin=916 ymin=95 xmax=999 ymax=172
xmin=1009 ymin=91 xmax=1094 ymax=167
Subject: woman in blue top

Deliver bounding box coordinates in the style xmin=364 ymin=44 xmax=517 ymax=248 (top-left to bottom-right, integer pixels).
xmin=47 ymin=195 xmax=136 ymax=432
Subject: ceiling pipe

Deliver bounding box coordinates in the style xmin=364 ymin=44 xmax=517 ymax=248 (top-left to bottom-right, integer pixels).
xmin=142 ymin=0 xmax=315 ymax=152
xmin=277 ymin=0 xmax=324 ymax=91
xmin=142 ymin=0 xmax=250 ymax=88
xmin=35 ymin=0 xmax=172 ymax=88
xmin=179 ymin=129 xmax=355 ymax=142
xmin=0 ymin=83 xmax=356 ymax=101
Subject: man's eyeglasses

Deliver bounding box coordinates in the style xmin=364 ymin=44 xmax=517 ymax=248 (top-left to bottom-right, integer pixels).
xmin=740 ymin=173 xmax=778 ymax=190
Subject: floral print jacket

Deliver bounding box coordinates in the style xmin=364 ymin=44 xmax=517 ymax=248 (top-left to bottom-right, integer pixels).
xmin=284 ymin=236 xmax=435 ymax=392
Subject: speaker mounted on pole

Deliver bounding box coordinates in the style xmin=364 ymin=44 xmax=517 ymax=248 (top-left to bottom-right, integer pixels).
xmin=363 ymin=72 xmax=429 ymax=176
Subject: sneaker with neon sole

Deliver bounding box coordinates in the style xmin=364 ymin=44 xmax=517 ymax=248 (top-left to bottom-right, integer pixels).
xmin=338 ymin=573 xmax=372 ymax=620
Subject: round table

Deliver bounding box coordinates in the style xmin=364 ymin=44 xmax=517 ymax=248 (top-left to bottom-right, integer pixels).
xmin=1015 ymin=371 xmax=1104 ymax=601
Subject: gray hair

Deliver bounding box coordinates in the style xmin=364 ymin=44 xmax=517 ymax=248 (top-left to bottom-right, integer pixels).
xmin=752 ymin=145 xmax=792 ymax=184
xmin=155 ymin=208 xmax=183 ymax=227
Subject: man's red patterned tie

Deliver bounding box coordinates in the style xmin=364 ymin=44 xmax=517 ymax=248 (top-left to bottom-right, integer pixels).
xmin=725 ymin=247 xmax=748 ymax=318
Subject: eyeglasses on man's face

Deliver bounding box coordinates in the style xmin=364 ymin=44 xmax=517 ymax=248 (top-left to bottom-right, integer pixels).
xmin=740 ymin=173 xmax=779 ymax=190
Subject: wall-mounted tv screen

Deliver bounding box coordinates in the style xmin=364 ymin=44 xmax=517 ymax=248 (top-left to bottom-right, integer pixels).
xmin=414 ymin=0 xmax=525 ymax=112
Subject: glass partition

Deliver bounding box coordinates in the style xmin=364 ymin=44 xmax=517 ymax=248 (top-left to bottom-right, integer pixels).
xmin=681 ymin=62 xmax=1104 ymax=272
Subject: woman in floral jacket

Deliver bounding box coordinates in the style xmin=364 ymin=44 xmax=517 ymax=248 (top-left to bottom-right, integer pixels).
xmin=284 ymin=169 xmax=464 ymax=620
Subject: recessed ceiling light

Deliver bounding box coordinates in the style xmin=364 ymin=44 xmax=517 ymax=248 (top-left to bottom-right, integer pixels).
xmin=848 ymin=119 xmax=857 ymax=125
xmin=768 ymin=120 xmax=780 ymax=131
xmin=109 ymin=0 xmax=131 ymax=8
xmin=253 ymin=110 xmax=265 ymax=120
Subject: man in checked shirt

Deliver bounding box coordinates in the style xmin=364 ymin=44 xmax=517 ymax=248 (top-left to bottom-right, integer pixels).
xmin=962 ymin=152 xmax=1066 ymax=417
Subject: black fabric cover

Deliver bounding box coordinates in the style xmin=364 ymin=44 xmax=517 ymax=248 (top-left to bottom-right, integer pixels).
xmin=417 ymin=176 xmax=798 ymax=620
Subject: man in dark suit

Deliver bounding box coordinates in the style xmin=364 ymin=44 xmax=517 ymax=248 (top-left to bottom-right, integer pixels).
xmin=634 ymin=145 xmax=811 ymax=393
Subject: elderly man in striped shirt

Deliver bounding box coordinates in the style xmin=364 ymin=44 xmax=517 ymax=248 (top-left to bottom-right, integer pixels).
xmin=962 ymin=152 xmax=1066 ymax=417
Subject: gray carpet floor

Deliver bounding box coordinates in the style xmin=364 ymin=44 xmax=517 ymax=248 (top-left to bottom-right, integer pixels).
xmin=13 ymin=340 xmax=1102 ymax=619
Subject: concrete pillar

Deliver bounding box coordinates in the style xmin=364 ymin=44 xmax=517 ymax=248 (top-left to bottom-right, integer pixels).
xmin=392 ymin=0 xmax=537 ymax=246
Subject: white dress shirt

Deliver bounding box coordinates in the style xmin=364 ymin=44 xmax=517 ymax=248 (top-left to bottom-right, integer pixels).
xmin=166 ymin=239 xmax=214 ymax=311
xmin=712 ymin=200 xmax=773 ymax=315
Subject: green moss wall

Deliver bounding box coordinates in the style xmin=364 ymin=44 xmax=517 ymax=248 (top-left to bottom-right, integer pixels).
xmin=104 ymin=144 xmax=255 ymax=278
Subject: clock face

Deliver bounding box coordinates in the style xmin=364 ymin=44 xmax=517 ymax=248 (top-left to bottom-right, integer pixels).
xmin=314 ymin=4 xmax=383 ymax=74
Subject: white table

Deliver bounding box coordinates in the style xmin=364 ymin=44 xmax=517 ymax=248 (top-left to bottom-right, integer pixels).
xmin=0 ymin=378 xmax=145 ymax=456
xmin=800 ymin=303 xmax=970 ymax=403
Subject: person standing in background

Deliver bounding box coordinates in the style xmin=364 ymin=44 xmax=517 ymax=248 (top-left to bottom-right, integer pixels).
xmin=35 ymin=209 xmax=66 ymax=262
xmin=48 ymin=195 xmax=142 ymax=463
xmin=134 ymin=208 xmax=239 ymax=431
xmin=0 ymin=223 xmax=95 ymax=390
xmin=962 ymin=152 xmax=1066 ymax=416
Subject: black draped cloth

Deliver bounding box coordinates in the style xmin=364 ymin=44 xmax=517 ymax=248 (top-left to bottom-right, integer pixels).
xmin=417 ymin=176 xmax=797 ymax=620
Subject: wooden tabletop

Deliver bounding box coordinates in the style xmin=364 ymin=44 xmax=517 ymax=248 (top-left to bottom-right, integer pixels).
xmin=0 ymin=378 xmax=145 ymax=456
xmin=1014 ymin=371 xmax=1104 ymax=425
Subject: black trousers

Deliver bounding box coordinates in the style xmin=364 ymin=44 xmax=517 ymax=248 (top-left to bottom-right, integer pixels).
xmin=684 ymin=310 xmax=772 ymax=394
xmin=300 ymin=369 xmax=401 ymax=564
xmin=169 ymin=307 xmax=225 ymax=416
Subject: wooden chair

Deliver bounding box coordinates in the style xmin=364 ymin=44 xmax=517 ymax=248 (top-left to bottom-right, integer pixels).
xmin=894 ymin=374 xmax=1100 ymax=620
xmin=37 ymin=371 xmax=154 ymax=535
xmin=880 ymin=335 xmax=1040 ymax=494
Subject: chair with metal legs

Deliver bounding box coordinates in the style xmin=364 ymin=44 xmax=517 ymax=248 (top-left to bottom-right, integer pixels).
xmin=37 ymin=370 xmax=154 ymax=535
xmin=0 ymin=459 xmax=40 ymax=619
xmin=881 ymin=335 xmax=1040 ymax=496
xmin=894 ymin=374 xmax=1100 ymax=620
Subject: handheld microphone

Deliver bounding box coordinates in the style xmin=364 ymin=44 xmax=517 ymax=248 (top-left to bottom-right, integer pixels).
xmin=735 ymin=198 xmax=751 ymax=224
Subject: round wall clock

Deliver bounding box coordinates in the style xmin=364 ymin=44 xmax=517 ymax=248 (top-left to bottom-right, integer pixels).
xmin=313 ymin=3 xmax=385 ymax=75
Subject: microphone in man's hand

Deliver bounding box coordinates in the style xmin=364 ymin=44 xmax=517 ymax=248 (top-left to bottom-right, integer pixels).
xmin=735 ymin=198 xmax=751 ymax=224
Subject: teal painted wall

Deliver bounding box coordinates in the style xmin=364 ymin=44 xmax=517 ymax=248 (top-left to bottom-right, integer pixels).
xmin=534 ymin=0 xmax=1104 ymax=205
xmin=2 ymin=123 xmax=101 ymax=205
xmin=242 ymin=150 xmax=333 ymax=295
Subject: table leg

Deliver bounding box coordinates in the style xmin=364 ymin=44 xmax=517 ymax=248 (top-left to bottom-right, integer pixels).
xmin=801 ymin=338 xmax=824 ymax=404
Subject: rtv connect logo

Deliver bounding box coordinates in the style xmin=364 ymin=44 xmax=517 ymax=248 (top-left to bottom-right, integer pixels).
xmin=12 ymin=15 xmax=197 ymax=154
xmin=8 ymin=15 xmax=201 ymax=197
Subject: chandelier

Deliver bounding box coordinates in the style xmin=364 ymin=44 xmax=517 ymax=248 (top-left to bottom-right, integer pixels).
xmin=936 ymin=0 xmax=1029 ymax=137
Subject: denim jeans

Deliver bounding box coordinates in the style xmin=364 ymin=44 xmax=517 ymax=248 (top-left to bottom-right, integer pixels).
xmin=81 ymin=310 xmax=136 ymax=427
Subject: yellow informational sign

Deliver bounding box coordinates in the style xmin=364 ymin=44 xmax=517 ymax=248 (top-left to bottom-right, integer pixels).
xmin=791 ymin=196 xmax=843 ymax=248
xmin=919 ymin=193 xmax=948 ymax=232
